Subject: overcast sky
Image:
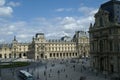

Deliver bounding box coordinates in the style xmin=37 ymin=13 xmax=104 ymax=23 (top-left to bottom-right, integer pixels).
xmin=0 ymin=0 xmax=109 ymax=43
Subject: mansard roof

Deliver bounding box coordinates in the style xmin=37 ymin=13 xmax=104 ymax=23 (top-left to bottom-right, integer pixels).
xmin=101 ymin=0 xmax=120 ymax=8
xmin=0 ymin=44 xmax=12 ymax=49
xmin=35 ymin=33 xmax=44 ymax=38
xmin=36 ymin=33 xmax=44 ymax=35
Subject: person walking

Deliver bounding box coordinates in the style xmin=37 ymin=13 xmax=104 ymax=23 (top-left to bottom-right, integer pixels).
xmin=50 ymin=69 xmax=52 ymax=72
xmin=73 ymin=65 xmax=75 ymax=71
xmin=66 ymin=74 xmax=68 ymax=78
xmin=57 ymin=70 xmax=60 ymax=80
xmin=44 ymin=70 xmax=46 ymax=76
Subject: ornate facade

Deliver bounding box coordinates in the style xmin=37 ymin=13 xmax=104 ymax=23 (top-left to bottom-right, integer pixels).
xmin=28 ymin=31 xmax=89 ymax=60
xmin=89 ymin=0 xmax=120 ymax=74
xmin=0 ymin=31 xmax=89 ymax=60
xmin=0 ymin=36 xmax=29 ymax=59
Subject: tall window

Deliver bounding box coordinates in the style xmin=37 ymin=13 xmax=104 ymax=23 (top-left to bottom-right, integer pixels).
xmin=99 ymin=40 xmax=103 ymax=52
xmin=66 ymin=53 xmax=68 ymax=56
xmin=73 ymin=53 xmax=74 ymax=56
xmin=60 ymin=53 xmax=62 ymax=57
xmin=50 ymin=53 xmax=52 ymax=57
xmin=100 ymin=17 xmax=103 ymax=26
xmin=19 ymin=53 xmax=22 ymax=58
xmin=53 ymin=53 xmax=55 ymax=57
xmin=57 ymin=53 xmax=59 ymax=57
xmin=76 ymin=53 xmax=77 ymax=56
xmin=109 ymin=41 xmax=113 ymax=51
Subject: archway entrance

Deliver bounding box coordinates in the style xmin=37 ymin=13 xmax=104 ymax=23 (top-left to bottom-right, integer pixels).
xmin=9 ymin=54 xmax=11 ymax=58
xmin=19 ymin=53 xmax=22 ymax=58
xmin=83 ymin=52 xmax=86 ymax=57
xmin=23 ymin=53 xmax=26 ymax=56
xmin=41 ymin=54 xmax=44 ymax=58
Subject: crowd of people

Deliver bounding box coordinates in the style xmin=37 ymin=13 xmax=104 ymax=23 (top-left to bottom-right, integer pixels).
xmin=33 ymin=59 xmax=88 ymax=80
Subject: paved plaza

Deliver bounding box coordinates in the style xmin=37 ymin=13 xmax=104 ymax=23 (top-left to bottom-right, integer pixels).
xmin=0 ymin=59 xmax=110 ymax=80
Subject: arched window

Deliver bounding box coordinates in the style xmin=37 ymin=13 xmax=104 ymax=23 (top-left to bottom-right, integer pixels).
xmin=41 ymin=54 xmax=44 ymax=58
xmin=76 ymin=53 xmax=77 ymax=56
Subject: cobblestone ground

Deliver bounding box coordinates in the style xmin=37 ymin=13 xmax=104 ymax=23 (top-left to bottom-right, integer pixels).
xmin=0 ymin=59 xmax=110 ymax=80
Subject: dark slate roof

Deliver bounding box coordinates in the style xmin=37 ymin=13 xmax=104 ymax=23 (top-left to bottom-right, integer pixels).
xmin=36 ymin=33 xmax=44 ymax=35
xmin=101 ymin=0 xmax=120 ymax=8
xmin=0 ymin=44 xmax=12 ymax=49
xmin=36 ymin=33 xmax=44 ymax=37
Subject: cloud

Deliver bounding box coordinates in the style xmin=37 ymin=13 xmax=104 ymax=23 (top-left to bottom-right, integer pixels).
xmin=17 ymin=34 xmax=32 ymax=39
xmin=0 ymin=0 xmax=13 ymax=17
xmin=55 ymin=8 xmax=74 ymax=12
xmin=78 ymin=6 xmax=98 ymax=16
xmin=55 ymin=8 xmax=64 ymax=12
xmin=0 ymin=7 xmax=13 ymax=17
xmin=0 ymin=0 xmax=5 ymax=6
xmin=7 ymin=1 xmax=20 ymax=7
xmin=0 ymin=5 xmax=97 ymax=42
xmin=89 ymin=9 xmax=98 ymax=16
xmin=7 ymin=31 xmax=13 ymax=35
xmin=60 ymin=16 xmax=94 ymax=32
xmin=0 ymin=15 xmax=95 ymax=42
xmin=60 ymin=17 xmax=79 ymax=30
xmin=0 ymin=39 xmax=5 ymax=43
xmin=78 ymin=6 xmax=93 ymax=13
xmin=46 ymin=31 xmax=69 ymax=39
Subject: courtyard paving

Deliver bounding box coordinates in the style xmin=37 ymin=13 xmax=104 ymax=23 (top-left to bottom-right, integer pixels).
xmin=0 ymin=59 xmax=110 ymax=80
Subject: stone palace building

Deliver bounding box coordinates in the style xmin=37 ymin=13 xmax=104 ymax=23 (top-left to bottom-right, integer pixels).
xmin=0 ymin=36 xmax=29 ymax=59
xmin=0 ymin=31 xmax=89 ymax=60
xmin=89 ymin=0 xmax=120 ymax=74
